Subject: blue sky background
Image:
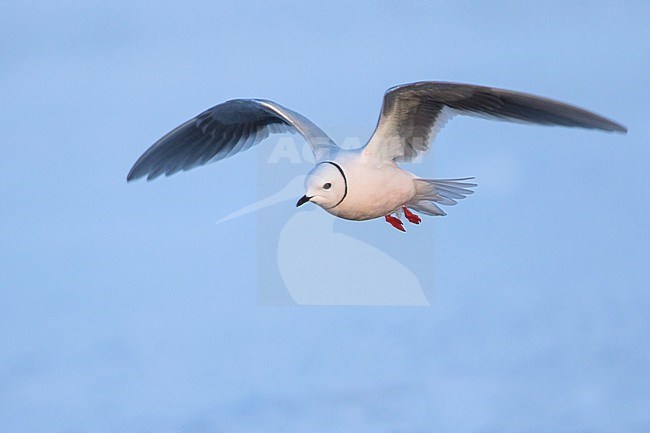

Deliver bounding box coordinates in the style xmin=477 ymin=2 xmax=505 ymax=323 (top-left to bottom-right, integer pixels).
xmin=1 ymin=1 xmax=649 ymax=432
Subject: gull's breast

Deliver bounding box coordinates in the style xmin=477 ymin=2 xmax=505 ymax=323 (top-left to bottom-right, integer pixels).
xmin=326 ymin=162 xmax=416 ymax=221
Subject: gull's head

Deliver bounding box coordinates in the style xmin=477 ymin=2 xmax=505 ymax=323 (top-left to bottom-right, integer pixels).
xmin=296 ymin=162 xmax=346 ymax=209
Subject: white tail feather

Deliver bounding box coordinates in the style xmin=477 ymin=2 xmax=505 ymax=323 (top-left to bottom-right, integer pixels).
xmin=407 ymin=177 xmax=477 ymax=216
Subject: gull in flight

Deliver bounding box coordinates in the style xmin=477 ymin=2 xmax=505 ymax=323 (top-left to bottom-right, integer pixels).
xmin=127 ymin=81 xmax=626 ymax=231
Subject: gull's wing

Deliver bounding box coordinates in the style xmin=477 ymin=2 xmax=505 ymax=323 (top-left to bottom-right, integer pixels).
xmin=127 ymin=99 xmax=336 ymax=181
xmin=363 ymin=81 xmax=627 ymax=163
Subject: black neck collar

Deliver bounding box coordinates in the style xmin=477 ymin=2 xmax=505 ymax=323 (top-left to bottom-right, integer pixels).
xmin=319 ymin=161 xmax=348 ymax=209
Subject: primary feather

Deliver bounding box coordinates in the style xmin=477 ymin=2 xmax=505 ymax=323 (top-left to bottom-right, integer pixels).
xmin=127 ymin=99 xmax=334 ymax=181
xmin=363 ymin=81 xmax=627 ymax=163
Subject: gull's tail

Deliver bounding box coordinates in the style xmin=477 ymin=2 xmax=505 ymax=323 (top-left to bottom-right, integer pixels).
xmin=406 ymin=177 xmax=477 ymax=216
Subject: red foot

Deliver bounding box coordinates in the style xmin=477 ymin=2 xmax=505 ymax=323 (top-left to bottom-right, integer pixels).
xmin=402 ymin=206 xmax=421 ymax=225
xmin=385 ymin=215 xmax=405 ymax=232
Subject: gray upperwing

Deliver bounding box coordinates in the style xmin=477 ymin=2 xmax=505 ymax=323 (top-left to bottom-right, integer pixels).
xmin=127 ymin=99 xmax=336 ymax=181
xmin=364 ymin=81 xmax=627 ymax=163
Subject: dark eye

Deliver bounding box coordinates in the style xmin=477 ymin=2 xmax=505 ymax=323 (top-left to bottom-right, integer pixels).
xmin=323 ymin=183 xmax=332 ymax=190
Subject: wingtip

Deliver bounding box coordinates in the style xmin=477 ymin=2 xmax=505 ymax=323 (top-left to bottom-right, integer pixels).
xmin=126 ymin=167 xmax=152 ymax=183
xmin=600 ymin=123 xmax=627 ymax=134
xmin=126 ymin=169 xmax=139 ymax=183
xmin=126 ymin=166 xmax=157 ymax=182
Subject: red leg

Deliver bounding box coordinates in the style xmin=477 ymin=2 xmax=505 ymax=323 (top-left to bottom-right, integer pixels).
xmin=385 ymin=215 xmax=405 ymax=232
xmin=402 ymin=206 xmax=421 ymax=224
